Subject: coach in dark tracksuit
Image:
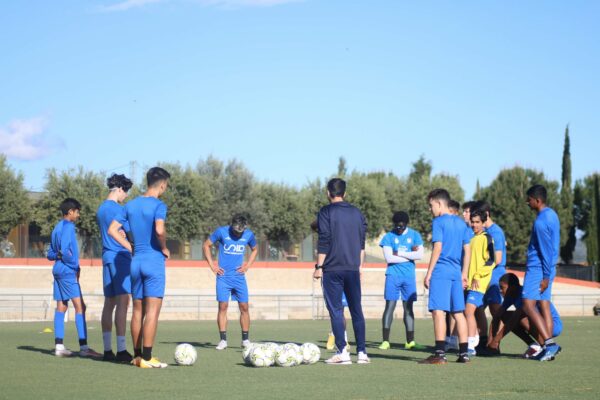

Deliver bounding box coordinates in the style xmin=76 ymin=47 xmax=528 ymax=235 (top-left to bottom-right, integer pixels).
xmin=313 ymin=178 xmax=369 ymax=363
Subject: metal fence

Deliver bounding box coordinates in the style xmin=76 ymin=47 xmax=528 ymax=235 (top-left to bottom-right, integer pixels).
xmin=1 ymin=292 xmax=599 ymax=322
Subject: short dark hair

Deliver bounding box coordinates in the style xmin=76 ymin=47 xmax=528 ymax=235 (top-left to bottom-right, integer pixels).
xmin=327 ymin=178 xmax=346 ymax=198
xmin=231 ymin=213 xmax=248 ymax=226
xmin=448 ymin=200 xmax=460 ymax=212
xmin=392 ymin=211 xmax=409 ymax=225
xmin=470 ymin=207 xmax=488 ymax=223
xmin=471 ymin=200 xmax=491 ymax=216
xmin=526 ymin=184 xmax=547 ymax=203
xmin=499 ymin=272 xmax=520 ymax=287
xmin=60 ymin=198 xmax=81 ymax=216
xmin=427 ymin=188 xmax=450 ymax=203
xmin=462 ymin=201 xmax=475 ymax=211
xmin=107 ymin=173 xmax=133 ymax=192
xmin=146 ymin=167 xmax=171 ymax=187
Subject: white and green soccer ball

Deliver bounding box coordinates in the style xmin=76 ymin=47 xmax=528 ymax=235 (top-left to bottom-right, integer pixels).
xmin=250 ymin=344 xmax=275 ymax=368
xmin=275 ymin=343 xmax=301 ymax=367
xmin=264 ymin=342 xmax=282 ymax=354
xmin=242 ymin=343 xmax=257 ymax=365
xmin=174 ymin=343 xmax=197 ymax=366
xmin=300 ymin=343 xmax=321 ymax=364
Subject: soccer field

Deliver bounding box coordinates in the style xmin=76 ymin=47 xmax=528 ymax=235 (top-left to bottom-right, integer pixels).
xmin=1 ymin=318 xmax=598 ymax=400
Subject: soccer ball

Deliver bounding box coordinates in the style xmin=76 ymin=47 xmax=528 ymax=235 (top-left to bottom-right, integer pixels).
xmin=275 ymin=343 xmax=301 ymax=367
xmin=300 ymin=343 xmax=321 ymax=364
xmin=242 ymin=343 xmax=257 ymax=365
xmin=264 ymin=342 xmax=282 ymax=354
xmin=250 ymin=344 xmax=275 ymax=367
xmin=174 ymin=343 xmax=197 ymax=366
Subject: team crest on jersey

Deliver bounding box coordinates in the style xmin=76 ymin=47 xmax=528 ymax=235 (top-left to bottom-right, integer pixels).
xmin=394 ymin=238 xmax=399 ymax=244
xmin=407 ymin=238 xmax=412 ymax=244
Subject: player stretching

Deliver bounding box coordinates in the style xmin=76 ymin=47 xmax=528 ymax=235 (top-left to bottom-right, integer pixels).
xmin=96 ymin=174 xmax=134 ymax=362
xmin=204 ymin=214 xmax=258 ymax=350
xmin=488 ymin=273 xmax=562 ymax=359
xmin=109 ymin=167 xmax=171 ymax=368
xmin=522 ymin=185 xmax=561 ymax=361
xmin=378 ymin=211 xmax=424 ymax=350
xmin=420 ymin=189 xmax=471 ymax=364
xmin=48 ymin=198 xmax=102 ymax=358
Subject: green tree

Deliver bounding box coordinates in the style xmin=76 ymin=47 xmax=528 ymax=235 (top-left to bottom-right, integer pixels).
xmin=256 ymin=183 xmax=310 ymax=252
xmin=158 ymin=163 xmax=213 ymax=241
xmin=337 ymin=157 xmax=348 ymax=178
xmin=0 ymin=156 xmax=30 ymax=253
xmin=197 ymin=157 xmax=267 ymax=238
xmin=32 ymin=167 xmax=106 ymax=257
xmin=574 ymin=174 xmax=600 ymax=268
xmin=345 ymin=172 xmax=390 ymax=239
xmin=478 ymin=167 xmax=560 ymax=263
xmin=559 ymin=125 xmax=575 ymax=263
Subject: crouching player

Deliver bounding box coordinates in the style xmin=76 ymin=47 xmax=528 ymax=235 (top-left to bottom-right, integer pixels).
xmin=464 ymin=208 xmax=495 ymax=356
xmin=487 ymin=273 xmax=562 ymax=359
xmin=48 ymin=198 xmax=102 ymax=358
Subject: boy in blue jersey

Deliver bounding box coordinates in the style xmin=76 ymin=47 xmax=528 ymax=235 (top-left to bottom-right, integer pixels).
xmin=487 ymin=273 xmax=562 ymax=359
xmin=378 ymin=211 xmax=424 ymax=350
xmin=48 ymin=198 xmax=102 ymax=358
xmin=203 ymin=214 xmax=258 ymax=350
xmin=96 ymin=173 xmax=133 ymax=362
xmin=420 ymin=189 xmax=471 ymax=364
xmin=470 ymin=200 xmax=506 ymax=354
xmin=520 ymin=184 xmax=561 ymax=361
xmin=109 ymin=167 xmax=171 ymax=368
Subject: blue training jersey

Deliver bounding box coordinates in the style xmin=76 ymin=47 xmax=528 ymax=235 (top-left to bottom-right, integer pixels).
xmin=117 ymin=196 xmax=167 ymax=259
xmin=431 ymin=214 xmax=471 ymax=279
xmin=209 ymin=226 xmax=257 ymax=276
xmin=379 ymin=228 xmax=423 ymax=276
xmin=97 ymin=200 xmax=131 ymax=262
xmin=502 ymin=288 xmax=561 ymax=323
xmin=486 ymin=223 xmax=506 ymax=269
xmin=527 ymin=207 xmax=560 ymax=278
xmin=48 ymin=220 xmax=79 ymax=271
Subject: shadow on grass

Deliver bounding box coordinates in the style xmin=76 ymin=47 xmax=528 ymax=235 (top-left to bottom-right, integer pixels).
xmin=160 ymin=341 xmax=215 ymax=349
xmin=17 ymin=345 xmax=108 ymax=363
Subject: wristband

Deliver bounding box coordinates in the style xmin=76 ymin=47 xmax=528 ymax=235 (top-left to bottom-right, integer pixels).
xmin=314 ymin=264 xmax=323 ymax=270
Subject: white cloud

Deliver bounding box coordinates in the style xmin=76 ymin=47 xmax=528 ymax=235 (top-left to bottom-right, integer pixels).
xmin=0 ymin=117 xmax=61 ymax=161
xmin=99 ymin=0 xmax=166 ymax=12
xmin=99 ymin=0 xmax=300 ymax=12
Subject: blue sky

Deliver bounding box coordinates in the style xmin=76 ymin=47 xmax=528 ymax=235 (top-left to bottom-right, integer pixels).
xmin=1 ymin=0 xmax=598 ymax=197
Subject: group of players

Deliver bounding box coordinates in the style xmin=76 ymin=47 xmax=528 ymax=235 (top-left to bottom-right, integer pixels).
xmin=47 ymin=167 xmax=562 ymax=368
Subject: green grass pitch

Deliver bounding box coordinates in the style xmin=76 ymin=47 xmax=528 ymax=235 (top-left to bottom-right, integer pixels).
xmin=1 ymin=318 xmax=599 ymax=399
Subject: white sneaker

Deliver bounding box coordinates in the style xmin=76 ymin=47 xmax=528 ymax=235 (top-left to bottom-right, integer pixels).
xmin=325 ymin=350 xmax=351 ymax=365
xmin=241 ymin=340 xmax=251 ymax=349
xmin=357 ymin=352 xmax=371 ymax=364
xmin=55 ymin=345 xmax=73 ymax=357
xmin=216 ymin=340 xmax=228 ymax=350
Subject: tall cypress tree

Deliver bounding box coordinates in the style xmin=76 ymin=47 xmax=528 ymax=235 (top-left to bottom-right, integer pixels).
xmin=560 ymin=125 xmax=575 ymax=263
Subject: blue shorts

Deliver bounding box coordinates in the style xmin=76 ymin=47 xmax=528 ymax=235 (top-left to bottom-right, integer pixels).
xmin=53 ymin=275 xmax=82 ymax=301
xmin=466 ymin=290 xmax=484 ymax=307
xmin=384 ymin=274 xmax=417 ymax=302
xmin=429 ymin=277 xmax=465 ymax=312
xmin=484 ymin=267 xmax=506 ymax=306
xmin=216 ymin=274 xmax=249 ymax=303
xmin=552 ymin=316 xmax=562 ymax=338
xmin=342 ymin=293 xmax=348 ymax=307
xmin=130 ymin=256 xmax=165 ymax=300
xmin=103 ymin=252 xmax=132 ymax=297
xmin=523 ymin=267 xmax=554 ymax=301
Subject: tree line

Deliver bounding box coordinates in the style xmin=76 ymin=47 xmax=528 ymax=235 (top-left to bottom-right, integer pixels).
xmin=1 ymin=128 xmax=599 ymax=268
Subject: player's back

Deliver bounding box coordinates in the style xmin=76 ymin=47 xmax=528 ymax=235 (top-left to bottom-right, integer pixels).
xmin=433 ymin=214 xmax=470 ymax=269
xmin=124 ymin=196 xmax=167 ymax=258
xmin=50 ymin=220 xmax=79 ymax=272
xmin=527 ymin=207 xmax=560 ymax=267
xmin=97 ymin=200 xmax=129 ymax=255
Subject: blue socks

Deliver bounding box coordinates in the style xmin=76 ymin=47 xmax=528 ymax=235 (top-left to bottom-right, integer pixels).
xmin=75 ymin=313 xmax=88 ymax=346
xmin=54 ymin=310 xmax=65 ymax=344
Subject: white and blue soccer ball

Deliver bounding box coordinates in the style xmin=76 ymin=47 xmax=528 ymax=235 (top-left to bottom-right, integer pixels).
xmin=300 ymin=343 xmax=321 ymax=364
xmin=275 ymin=343 xmax=302 ymax=367
xmin=250 ymin=344 xmax=275 ymax=367
xmin=174 ymin=343 xmax=197 ymax=366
